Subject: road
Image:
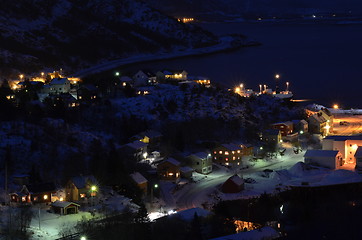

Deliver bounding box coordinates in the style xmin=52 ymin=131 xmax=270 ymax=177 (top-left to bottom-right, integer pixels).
xmin=332 ymin=114 xmax=362 ymax=135
xmin=174 ymin=149 xmax=303 ymax=210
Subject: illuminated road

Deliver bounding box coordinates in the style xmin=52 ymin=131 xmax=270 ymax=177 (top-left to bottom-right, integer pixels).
xmin=332 ymin=114 xmax=362 ymax=135
xmin=174 ymin=149 xmax=302 ymax=210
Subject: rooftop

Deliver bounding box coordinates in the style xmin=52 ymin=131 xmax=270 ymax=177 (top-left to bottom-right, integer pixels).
xmin=304 ymin=149 xmax=340 ymax=158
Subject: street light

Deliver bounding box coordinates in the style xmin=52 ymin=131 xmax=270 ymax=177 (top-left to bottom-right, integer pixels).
xmin=19 ymin=74 xmax=24 ymax=80
xmin=286 ymin=82 xmax=289 ymax=92
xmin=115 ymin=72 xmax=120 ymax=76
xmin=80 ymin=236 xmax=87 ymax=240
xmin=275 ymin=74 xmax=280 ymax=79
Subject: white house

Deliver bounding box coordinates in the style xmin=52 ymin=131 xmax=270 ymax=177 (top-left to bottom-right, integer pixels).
xmin=48 ymin=78 xmax=71 ymax=94
xmin=304 ymin=149 xmax=343 ymax=169
xmin=322 ymin=135 xmax=362 ymax=165
xmin=133 ymin=70 xmax=156 ymax=86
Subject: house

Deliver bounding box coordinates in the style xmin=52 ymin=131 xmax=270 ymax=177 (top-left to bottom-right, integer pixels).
xmin=187 ymin=75 xmax=211 ymax=87
xmin=239 ymin=143 xmax=254 ymax=157
xmin=355 ymin=147 xmax=362 ymax=171
xmin=156 ymin=70 xmax=188 ymax=82
xmin=304 ymin=149 xmax=343 ymax=169
xmin=180 ymin=166 xmax=193 ymax=180
xmin=322 ymin=135 xmax=362 ymax=165
xmin=130 ymin=172 xmax=148 ymax=195
xmin=77 ymin=84 xmax=98 ymax=102
xmin=262 ymin=129 xmax=282 ymax=151
xmin=119 ymin=76 xmax=133 ymax=87
xmin=132 ymin=130 xmax=162 ymax=151
xmin=319 ymin=108 xmax=334 ymax=133
xmin=157 ymin=158 xmax=181 ymax=181
xmin=65 ymin=175 xmax=98 ymax=202
xmin=186 ymin=152 xmax=212 ymax=174
xmin=49 ymin=93 xmax=79 ymax=108
xmin=212 ymin=144 xmax=243 ymax=167
xmin=121 ymin=140 xmax=148 ymax=161
xmin=307 ymin=113 xmax=329 ymax=135
xmin=221 ymin=175 xmax=244 ymax=193
xmin=51 ymin=201 xmax=80 ymax=215
xmin=271 ymin=121 xmax=293 ymax=136
xmin=10 ymin=182 xmax=56 ymax=204
xmin=133 ymin=70 xmax=157 ymax=86
xmin=48 ymin=78 xmax=71 ymax=94
xmin=292 ymin=119 xmax=308 ymax=133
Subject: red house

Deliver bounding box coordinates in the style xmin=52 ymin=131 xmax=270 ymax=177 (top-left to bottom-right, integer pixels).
xmin=221 ymin=175 xmax=244 ymax=193
xmin=271 ymin=121 xmax=293 ymax=136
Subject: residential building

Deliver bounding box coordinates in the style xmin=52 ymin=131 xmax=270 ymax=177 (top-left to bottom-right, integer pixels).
xmin=355 ymin=147 xmax=362 ymax=171
xmin=133 ymin=70 xmax=157 ymax=86
xmin=221 ymin=175 xmax=244 ymax=193
xmin=262 ymin=129 xmax=282 ymax=151
xmin=292 ymin=119 xmax=308 ymax=133
xmin=212 ymin=144 xmax=243 ymax=167
xmin=319 ymin=108 xmax=334 ymax=133
xmin=157 ymin=158 xmax=181 ymax=181
xmin=307 ymin=113 xmax=329 ymax=135
xmin=304 ymin=149 xmax=343 ymax=169
xmin=121 ymin=140 xmax=148 ymax=161
xmin=65 ymin=175 xmax=98 ymax=202
xmin=187 ymin=152 xmax=212 ymax=174
xmin=48 ymin=78 xmax=71 ymax=94
xmin=130 ymin=172 xmax=148 ymax=195
xmin=132 ymin=130 xmax=162 ymax=151
xmin=271 ymin=121 xmax=293 ymax=136
xmin=180 ymin=166 xmax=193 ymax=180
xmin=51 ymin=201 xmax=80 ymax=215
xmin=156 ymin=70 xmax=188 ymax=82
xmin=323 ymin=135 xmax=362 ymax=165
xmin=10 ymin=182 xmax=56 ymax=204
xmin=77 ymin=84 xmax=98 ymax=102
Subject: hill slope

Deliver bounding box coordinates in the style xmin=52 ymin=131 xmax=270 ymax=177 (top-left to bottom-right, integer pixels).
xmin=0 ymin=0 xmax=217 ymax=77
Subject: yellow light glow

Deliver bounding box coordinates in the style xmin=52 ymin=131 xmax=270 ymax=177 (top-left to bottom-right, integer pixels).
xmin=19 ymin=74 xmax=24 ymax=80
xmin=59 ymin=197 xmax=64 ymax=201
xmin=91 ymin=186 xmax=97 ymax=191
xmin=352 ymin=144 xmax=358 ymax=151
xmin=43 ymin=195 xmax=48 ymax=200
xmin=275 ymin=74 xmax=280 ymax=79
xmin=333 ymin=104 xmax=339 ymax=109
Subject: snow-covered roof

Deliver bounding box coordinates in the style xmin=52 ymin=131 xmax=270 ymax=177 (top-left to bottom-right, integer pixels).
xmin=221 ymin=143 xmax=240 ymax=151
xmin=272 ymin=121 xmax=293 ymax=126
xmin=126 ymin=140 xmax=147 ymax=149
xmin=304 ymin=149 xmax=340 ymax=158
xmin=264 ymin=129 xmax=280 ymax=136
xmin=324 ymin=135 xmax=362 ymax=141
xmin=164 ymin=158 xmax=180 ymax=166
xmin=227 ymin=175 xmax=244 ymax=186
xmin=191 ymin=152 xmax=208 ymax=159
xmin=355 ymin=146 xmax=362 ymax=158
xmin=210 ymin=226 xmax=280 ymax=240
xmin=50 ymin=77 xmax=69 ymax=85
xmin=51 ymin=200 xmax=80 ymax=208
xmin=144 ymin=130 xmax=162 ymax=138
xmin=309 ymin=113 xmax=326 ymax=123
xmin=130 ymin=172 xmax=147 ymax=184
xmin=180 ymin=166 xmax=194 ymax=173
xmin=71 ymin=175 xmax=97 ymax=189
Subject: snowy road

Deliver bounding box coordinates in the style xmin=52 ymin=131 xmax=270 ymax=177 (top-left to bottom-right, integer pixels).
xmin=332 ymin=114 xmax=362 ymax=135
xmin=174 ymin=149 xmax=303 ymax=210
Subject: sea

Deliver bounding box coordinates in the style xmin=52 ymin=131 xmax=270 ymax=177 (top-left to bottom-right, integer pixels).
xmin=126 ymin=21 xmax=362 ymax=109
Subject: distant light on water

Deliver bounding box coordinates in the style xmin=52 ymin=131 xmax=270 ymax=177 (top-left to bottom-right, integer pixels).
xmin=291 ymin=99 xmax=312 ymax=102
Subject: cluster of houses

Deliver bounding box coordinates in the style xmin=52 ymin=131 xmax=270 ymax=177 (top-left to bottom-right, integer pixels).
xmin=304 ymin=135 xmax=362 ymax=170
xmin=5 ymin=69 xmax=211 ymax=108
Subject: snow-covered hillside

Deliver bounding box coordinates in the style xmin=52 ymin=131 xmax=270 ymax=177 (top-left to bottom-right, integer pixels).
xmin=0 ymin=0 xmax=217 ymax=77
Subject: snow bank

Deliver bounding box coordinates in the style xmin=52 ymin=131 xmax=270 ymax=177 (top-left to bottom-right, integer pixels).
xmin=173 ymin=207 xmax=212 ymax=221
xmin=210 ymin=226 xmax=280 ymax=240
xmin=288 ymin=162 xmax=308 ymax=177
xmin=318 ymin=170 xmax=362 ymax=185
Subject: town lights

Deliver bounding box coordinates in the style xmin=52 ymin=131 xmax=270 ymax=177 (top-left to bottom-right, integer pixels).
xmin=80 ymin=236 xmax=87 ymax=240
xmin=91 ymin=186 xmax=97 ymax=192
xmin=275 ymin=74 xmax=280 ymax=79
xmin=19 ymin=74 xmax=24 ymax=80
xmin=286 ymin=82 xmax=289 ymax=92
xmin=333 ymin=104 xmax=339 ymax=109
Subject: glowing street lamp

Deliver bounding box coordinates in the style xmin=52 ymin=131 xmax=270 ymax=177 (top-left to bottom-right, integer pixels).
xmin=286 ymin=82 xmax=289 ymax=92
xmin=19 ymin=74 xmax=24 ymax=80
xmin=115 ymin=72 xmax=120 ymax=76
xmin=333 ymin=104 xmax=339 ymax=109
xmin=259 ymin=84 xmax=262 ymax=94
xmin=80 ymin=236 xmax=87 ymax=240
xmin=275 ymin=74 xmax=280 ymax=79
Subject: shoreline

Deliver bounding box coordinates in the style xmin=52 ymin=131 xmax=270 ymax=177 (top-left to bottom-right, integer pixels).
xmin=73 ymin=35 xmax=260 ymax=78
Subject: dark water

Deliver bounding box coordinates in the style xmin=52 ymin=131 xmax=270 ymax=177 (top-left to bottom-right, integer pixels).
xmin=126 ymin=22 xmax=362 ymax=108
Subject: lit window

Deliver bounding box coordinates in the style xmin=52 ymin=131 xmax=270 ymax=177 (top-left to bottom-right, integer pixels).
xmin=59 ymin=197 xmax=64 ymax=201
xmin=213 ymin=151 xmax=216 ymax=154
xmin=176 ymin=173 xmax=179 ymax=177
xmin=225 ymin=163 xmax=229 ymax=166
xmin=43 ymin=195 xmax=48 ymax=200
xmin=168 ymin=173 xmax=174 ymax=176
xmin=225 ymin=158 xmax=229 ymax=161
xmin=232 ymin=151 xmax=235 ymax=154
xmin=233 ymin=157 xmax=236 ymax=160
xmin=237 ymin=162 xmax=240 ymax=165
xmin=80 ymin=194 xmax=86 ymax=198
xmin=225 ymin=151 xmax=229 ymax=155
xmin=219 ymin=151 xmax=223 ymax=154
xmin=22 ymin=196 xmax=26 ymax=202
xmin=33 ymin=196 xmax=38 ymax=201
xmin=237 ymin=150 xmax=241 ymax=153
